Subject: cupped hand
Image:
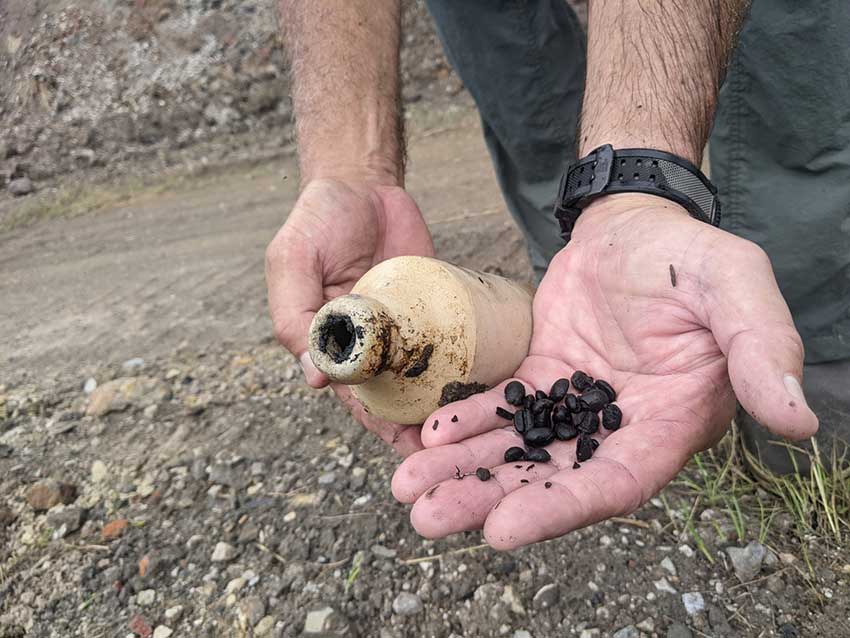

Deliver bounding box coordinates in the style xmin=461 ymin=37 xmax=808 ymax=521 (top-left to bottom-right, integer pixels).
xmin=391 ymin=193 xmax=818 ymax=549
xmin=265 ymin=177 xmax=434 ymax=455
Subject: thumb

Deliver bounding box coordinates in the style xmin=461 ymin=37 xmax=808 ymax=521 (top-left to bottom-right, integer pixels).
xmin=704 ymin=242 xmax=818 ymax=440
xmin=265 ymin=227 xmax=329 ymax=388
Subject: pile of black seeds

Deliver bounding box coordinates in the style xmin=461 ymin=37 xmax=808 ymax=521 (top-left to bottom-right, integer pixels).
xmin=496 ymin=371 xmax=622 ymax=468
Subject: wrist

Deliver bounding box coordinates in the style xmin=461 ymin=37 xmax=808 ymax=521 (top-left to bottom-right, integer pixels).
xmin=573 ymin=192 xmax=691 ymax=236
xmin=301 ymin=159 xmax=402 ymax=190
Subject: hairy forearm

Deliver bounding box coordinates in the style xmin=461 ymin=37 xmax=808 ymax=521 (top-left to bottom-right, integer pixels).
xmin=580 ymin=0 xmax=749 ymax=164
xmin=279 ymin=0 xmax=404 ymax=186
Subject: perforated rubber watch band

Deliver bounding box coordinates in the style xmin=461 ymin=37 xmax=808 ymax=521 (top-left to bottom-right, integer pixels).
xmin=554 ymin=144 xmax=721 ymax=241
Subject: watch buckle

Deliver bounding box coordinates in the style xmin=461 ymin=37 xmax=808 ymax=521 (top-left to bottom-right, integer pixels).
xmin=585 ymin=144 xmax=615 ymax=196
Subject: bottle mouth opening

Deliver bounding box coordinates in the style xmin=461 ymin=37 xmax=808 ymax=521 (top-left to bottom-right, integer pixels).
xmin=317 ymin=314 xmax=358 ymax=363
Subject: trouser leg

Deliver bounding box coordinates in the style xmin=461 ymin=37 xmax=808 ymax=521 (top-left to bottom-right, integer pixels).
xmin=424 ymin=0 xmax=586 ymax=280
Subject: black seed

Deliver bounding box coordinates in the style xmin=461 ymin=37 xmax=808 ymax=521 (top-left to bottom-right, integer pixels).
xmin=594 ymin=379 xmax=617 ymax=402
xmin=669 ymin=263 xmax=677 ymax=287
xmin=496 ymin=407 xmax=514 ymax=421
xmin=533 ymin=406 xmax=552 ymax=429
xmin=535 ymin=390 xmax=548 ymax=400
xmin=555 ymin=422 xmax=579 ymax=441
xmin=577 ymin=411 xmax=599 ymax=435
xmin=580 ymin=388 xmax=609 ymax=412
xmin=432 ymin=420 xmax=439 ymax=431
xmin=591 ymin=438 xmax=600 ymax=450
xmin=515 ymin=465 xmax=523 ymax=469
xmin=565 ymin=394 xmax=581 ymax=413
xmin=544 ymin=481 xmax=552 ymax=489
xmin=520 ymin=479 xmax=529 ymax=484
xmin=526 ymin=464 xmax=535 ymax=472
xmin=552 ymin=405 xmax=571 ymax=424
xmin=549 ymin=378 xmax=570 ymax=402
xmin=451 ymin=415 xmax=459 ymax=422
xmin=513 ymin=408 xmax=533 ymax=434
xmin=524 ymin=427 xmax=555 ymax=447
xmin=571 ymin=370 xmax=594 ymax=392
xmin=573 ymin=462 xmax=581 ymax=469
xmin=476 ymin=467 xmax=491 ymax=481
xmin=523 ymin=394 xmax=535 ymax=409
xmin=532 ymin=398 xmax=554 ymax=415
xmin=504 ymin=447 xmax=526 ymax=463
xmin=601 ymin=403 xmax=622 ymax=430
xmin=525 ymin=448 xmax=551 ymax=463
xmin=504 ymin=381 xmax=526 ymax=406
xmin=576 ymin=435 xmax=594 ymax=462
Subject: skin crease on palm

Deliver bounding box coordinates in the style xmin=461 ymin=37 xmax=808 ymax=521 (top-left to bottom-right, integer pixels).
xmin=390 ymin=192 xmax=819 ymax=551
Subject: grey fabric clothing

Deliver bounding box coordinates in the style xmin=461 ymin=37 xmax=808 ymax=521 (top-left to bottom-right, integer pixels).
xmin=424 ymin=0 xmax=850 ymax=363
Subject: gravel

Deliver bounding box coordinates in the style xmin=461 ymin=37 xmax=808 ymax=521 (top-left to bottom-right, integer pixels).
xmin=726 ymin=541 xmax=767 ymax=582
xmin=392 ymin=592 xmax=424 ymax=616
xmin=681 ymin=591 xmax=706 ymax=616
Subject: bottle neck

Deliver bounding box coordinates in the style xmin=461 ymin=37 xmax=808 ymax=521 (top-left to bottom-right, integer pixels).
xmin=308 ymin=294 xmax=398 ymax=385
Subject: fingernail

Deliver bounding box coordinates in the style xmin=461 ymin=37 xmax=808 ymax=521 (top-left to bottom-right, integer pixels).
xmin=783 ymin=374 xmax=809 ymax=409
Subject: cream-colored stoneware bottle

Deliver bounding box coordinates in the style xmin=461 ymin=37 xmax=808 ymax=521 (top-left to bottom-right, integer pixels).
xmin=308 ymin=256 xmax=533 ymax=424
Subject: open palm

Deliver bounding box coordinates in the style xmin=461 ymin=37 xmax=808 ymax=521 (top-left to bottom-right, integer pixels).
xmin=391 ymin=194 xmax=818 ymax=549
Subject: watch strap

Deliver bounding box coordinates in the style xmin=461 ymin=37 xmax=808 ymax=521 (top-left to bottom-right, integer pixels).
xmin=554 ymin=145 xmax=721 ymax=241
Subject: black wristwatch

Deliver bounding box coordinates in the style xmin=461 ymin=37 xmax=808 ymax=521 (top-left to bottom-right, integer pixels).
xmin=554 ymin=144 xmax=721 ymax=241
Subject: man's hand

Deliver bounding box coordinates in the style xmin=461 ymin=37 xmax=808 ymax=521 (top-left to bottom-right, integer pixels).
xmin=266 ymin=178 xmax=433 ymax=455
xmin=391 ymin=193 xmax=818 ymax=549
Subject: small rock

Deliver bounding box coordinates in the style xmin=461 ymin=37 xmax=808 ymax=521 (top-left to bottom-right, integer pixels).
xmin=0 ymin=506 xmax=18 ymax=529
xmin=26 ymin=480 xmax=77 ymax=511
xmin=681 ymin=592 xmax=705 ymax=616
xmin=767 ymin=573 xmax=786 ymax=593
xmin=636 ymin=618 xmax=655 ymax=632
xmin=8 ymin=177 xmax=33 ymax=196
xmin=532 ymin=583 xmax=559 ymax=609
xmin=83 ymin=378 xmax=98 ymax=393
xmin=238 ymin=596 xmax=266 ymax=627
xmin=211 ymin=542 xmax=237 ymax=562
xmin=678 ymin=544 xmax=695 ymax=558
xmin=392 ymin=592 xmax=423 ymax=616
xmin=666 ymin=622 xmax=694 ymax=638
xmin=350 ymin=467 xmax=367 ymax=489
xmin=122 ymin=358 xmax=145 ymax=373
xmin=579 ymin=630 xmax=600 ymax=638
xmin=726 ymin=541 xmax=767 ymax=582
xmin=660 ymin=557 xmax=678 ymax=577
xmin=371 ymin=545 xmax=397 ymax=559
xmin=46 ymin=505 xmax=83 ymax=538
xmin=303 ymin=605 xmax=349 ymax=635
xmin=255 ymin=616 xmax=275 ymax=636
xmin=654 ymin=577 xmax=677 ymax=594
xmin=129 ymin=614 xmax=153 ymax=638
xmin=513 ymin=632 xmax=532 ymax=638
xmin=317 ymin=471 xmax=336 ymax=486
xmin=86 ymin=376 xmax=171 ymax=417
xmin=152 ymin=627 xmax=172 ymax=638
xmin=283 ymin=511 xmax=296 ymax=523
xmin=136 ymin=589 xmax=156 ymax=607
xmin=102 ymin=518 xmax=130 ymax=541
xmin=163 ymin=606 xmax=183 ymax=622
xmin=763 ymin=549 xmax=779 ymax=568
xmin=612 ymin=626 xmax=639 ymax=638
xmin=778 ymin=623 xmax=800 ymax=638
xmin=91 ymin=460 xmax=108 ymax=483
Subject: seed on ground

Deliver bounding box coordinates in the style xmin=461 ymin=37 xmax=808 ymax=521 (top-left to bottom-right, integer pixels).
xmin=602 ymin=403 xmax=622 ymax=430
xmin=549 ymin=378 xmax=570 ymax=402
xmin=504 ymin=381 xmax=526 ymax=406
xmin=571 ymin=370 xmax=594 ymax=392
xmin=504 ymin=446 xmax=526 ymax=462
xmin=476 ymin=467 xmax=491 ymax=481
xmin=525 ymin=448 xmax=551 ymax=463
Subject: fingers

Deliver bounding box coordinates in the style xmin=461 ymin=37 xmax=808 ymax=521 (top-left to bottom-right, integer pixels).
xmin=419 ymin=378 xmax=537 ymax=448
xmin=265 ymin=226 xmax=329 ymax=388
xmin=703 ymin=241 xmax=818 ymax=439
xmin=332 ymin=385 xmax=423 ymax=457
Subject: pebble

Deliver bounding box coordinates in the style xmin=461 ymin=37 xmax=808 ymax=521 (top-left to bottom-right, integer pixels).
xmin=129 ymin=614 xmax=153 ymax=638
xmin=47 ymin=506 xmax=83 ymax=538
xmin=283 ymin=511 xmax=296 ymax=523
xmin=122 ymin=357 xmax=146 ymax=373
xmin=726 ymin=541 xmax=766 ymax=582
xmin=152 ymin=627 xmax=173 ymax=638
xmin=136 ymin=589 xmax=156 ymax=606
xmin=654 ymin=578 xmax=677 ymax=594
xmin=678 ymin=544 xmax=695 ymax=558
xmin=636 ymin=618 xmax=655 ymax=632
xmin=666 ymin=622 xmax=694 ymax=638
xmin=513 ymin=632 xmax=532 ymax=638
xmin=211 ymin=542 xmax=237 ymax=562
xmin=163 ymin=606 xmax=183 ymax=622
xmin=238 ymin=596 xmax=266 ymax=627
xmin=26 ymin=480 xmax=77 ymax=511
xmin=371 ymin=545 xmax=397 ymax=559
xmin=612 ymin=627 xmax=639 ymax=638
xmin=255 ymin=616 xmax=275 ymax=636
xmin=8 ymin=177 xmax=33 ymax=196
xmin=91 ymin=460 xmax=108 ymax=483
xmin=350 ymin=467 xmax=367 ymax=489
xmin=392 ymin=592 xmax=423 ymax=616
xmin=660 ymin=557 xmax=677 ymax=577
xmin=579 ymin=630 xmax=600 ymax=638
xmin=83 ymin=377 xmax=98 ymax=393
xmin=102 ymin=518 xmax=129 ymax=541
xmin=532 ymin=583 xmax=558 ymax=609
xmin=318 ymin=471 xmax=336 ymax=486
xmin=681 ymin=591 xmax=705 ymax=616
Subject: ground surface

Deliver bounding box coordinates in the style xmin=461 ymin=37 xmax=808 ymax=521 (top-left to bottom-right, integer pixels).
xmin=2 ymin=1 xmax=849 ymax=637
xmin=2 ymin=107 xmax=849 ymax=638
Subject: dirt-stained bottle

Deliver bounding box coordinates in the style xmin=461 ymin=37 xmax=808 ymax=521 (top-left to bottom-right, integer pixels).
xmin=308 ymin=256 xmax=533 ymax=424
